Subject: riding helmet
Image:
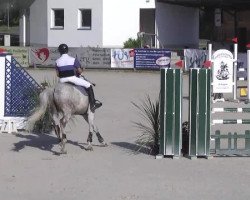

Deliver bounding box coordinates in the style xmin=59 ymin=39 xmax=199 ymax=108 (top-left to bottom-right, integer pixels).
xmin=58 ymin=43 xmax=69 ymax=54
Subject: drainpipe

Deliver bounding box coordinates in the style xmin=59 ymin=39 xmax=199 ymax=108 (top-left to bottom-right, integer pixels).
xmin=22 ymin=10 xmax=26 ymax=47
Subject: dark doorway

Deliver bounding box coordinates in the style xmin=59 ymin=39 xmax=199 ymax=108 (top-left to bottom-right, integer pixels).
xmin=140 ymin=9 xmax=155 ymax=47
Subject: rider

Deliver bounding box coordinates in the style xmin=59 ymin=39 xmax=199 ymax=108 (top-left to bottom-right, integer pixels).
xmin=55 ymin=43 xmax=102 ymax=112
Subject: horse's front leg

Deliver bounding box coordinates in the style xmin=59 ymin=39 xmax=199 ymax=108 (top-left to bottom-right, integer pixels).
xmin=83 ymin=112 xmax=107 ymax=150
xmin=82 ymin=112 xmax=95 ymax=151
xmin=93 ymin=126 xmax=107 ymax=147
xmin=86 ymin=131 xmax=94 ymax=151
xmin=59 ymin=133 xmax=67 ymax=154
xmin=86 ymin=129 xmax=107 ymax=149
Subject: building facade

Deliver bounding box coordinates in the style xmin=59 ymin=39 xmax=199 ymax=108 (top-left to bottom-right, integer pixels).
xmin=19 ymin=0 xmax=199 ymax=48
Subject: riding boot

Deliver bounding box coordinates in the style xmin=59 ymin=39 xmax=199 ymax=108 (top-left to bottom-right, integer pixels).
xmin=87 ymin=86 xmax=102 ymax=112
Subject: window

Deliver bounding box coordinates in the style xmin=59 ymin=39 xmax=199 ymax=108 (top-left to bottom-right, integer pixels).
xmin=51 ymin=9 xmax=64 ymax=29
xmin=78 ymin=9 xmax=91 ymax=30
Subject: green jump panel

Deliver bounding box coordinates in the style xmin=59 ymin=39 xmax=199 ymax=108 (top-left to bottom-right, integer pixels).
xmin=189 ymin=69 xmax=211 ymax=157
xmin=159 ymin=68 xmax=182 ymax=157
xmin=211 ymin=130 xmax=250 ymax=156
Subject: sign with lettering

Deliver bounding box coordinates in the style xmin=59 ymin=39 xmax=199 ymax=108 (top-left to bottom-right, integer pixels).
xmin=111 ymin=49 xmax=134 ymax=68
xmin=184 ymin=49 xmax=207 ymax=70
xmin=212 ymin=49 xmax=234 ymax=93
xmin=30 ymin=47 xmax=111 ymax=68
xmin=134 ymin=49 xmax=171 ymax=69
xmin=0 ymin=46 xmax=29 ymax=67
xmin=71 ymin=48 xmax=111 ymax=69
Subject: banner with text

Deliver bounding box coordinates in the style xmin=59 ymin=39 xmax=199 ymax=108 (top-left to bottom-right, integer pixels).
xmin=212 ymin=49 xmax=234 ymax=93
xmin=29 ymin=47 xmax=111 ymax=68
xmin=134 ymin=49 xmax=171 ymax=69
xmin=184 ymin=49 xmax=207 ymax=70
xmin=111 ymin=49 xmax=134 ymax=68
xmin=0 ymin=46 xmax=29 ymax=67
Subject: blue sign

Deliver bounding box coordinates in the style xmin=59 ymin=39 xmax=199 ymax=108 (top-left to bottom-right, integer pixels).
xmin=134 ymin=49 xmax=171 ymax=69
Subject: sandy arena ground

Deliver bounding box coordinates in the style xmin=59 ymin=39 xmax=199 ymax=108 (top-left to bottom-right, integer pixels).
xmin=0 ymin=69 xmax=250 ymax=200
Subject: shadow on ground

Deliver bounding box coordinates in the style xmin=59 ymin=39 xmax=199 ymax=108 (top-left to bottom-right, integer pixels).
xmin=111 ymin=142 xmax=152 ymax=156
xmin=12 ymin=133 xmax=88 ymax=154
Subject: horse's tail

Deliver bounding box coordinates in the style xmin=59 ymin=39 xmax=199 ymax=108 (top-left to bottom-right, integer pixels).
xmin=26 ymin=87 xmax=54 ymax=131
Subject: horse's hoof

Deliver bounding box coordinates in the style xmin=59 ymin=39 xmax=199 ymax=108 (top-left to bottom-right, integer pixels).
xmin=86 ymin=145 xmax=93 ymax=151
xmin=59 ymin=142 xmax=63 ymax=147
xmin=100 ymin=142 xmax=108 ymax=147
xmin=60 ymin=149 xmax=67 ymax=154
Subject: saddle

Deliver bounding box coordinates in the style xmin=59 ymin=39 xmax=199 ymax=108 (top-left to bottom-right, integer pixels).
xmin=64 ymin=82 xmax=88 ymax=96
xmin=64 ymin=81 xmax=102 ymax=112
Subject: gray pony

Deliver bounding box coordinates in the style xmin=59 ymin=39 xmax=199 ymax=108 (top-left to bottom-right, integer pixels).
xmin=26 ymin=83 xmax=107 ymax=154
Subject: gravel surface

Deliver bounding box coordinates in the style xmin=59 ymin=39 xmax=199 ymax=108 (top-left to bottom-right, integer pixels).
xmin=1 ymin=69 xmax=250 ymax=200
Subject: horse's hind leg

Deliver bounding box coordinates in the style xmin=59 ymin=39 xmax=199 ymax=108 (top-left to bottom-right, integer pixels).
xmin=52 ymin=112 xmax=61 ymax=142
xmin=54 ymin=125 xmax=60 ymax=140
xmin=59 ymin=113 xmax=71 ymax=154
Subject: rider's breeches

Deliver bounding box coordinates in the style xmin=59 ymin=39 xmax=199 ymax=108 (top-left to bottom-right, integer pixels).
xmin=59 ymin=76 xmax=91 ymax=88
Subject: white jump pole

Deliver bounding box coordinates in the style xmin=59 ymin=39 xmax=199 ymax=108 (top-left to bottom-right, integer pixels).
xmin=208 ymin=43 xmax=213 ymax=93
xmin=247 ymin=47 xmax=250 ymax=102
xmin=0 ymin=54 xmax=12 ymax=119
xmin=233 ymin=43 xmax=238 ymax=101
xmin=0 ymin=54 xmax=24 ymax=133
xmin=0 ymin=54 xmax=18 ymax=133
xmin=0 ymin=54 xmax=6 ymax=120
xmin=208 ymin=43 xmax=212 ymax=61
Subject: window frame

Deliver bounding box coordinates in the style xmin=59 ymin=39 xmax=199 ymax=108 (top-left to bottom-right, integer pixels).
xmin=51 ymin=8 xmax=64 ymax=30
xmin=77 ymin=9 xmax=92 ymax=30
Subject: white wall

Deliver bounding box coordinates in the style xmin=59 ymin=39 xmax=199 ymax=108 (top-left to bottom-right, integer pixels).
xmin=29 ymin=0 xmax=48 ymax=46
xmin=26 ymin=0 xmax=199 ymax=48
xmin=47 ymin=0 xmax=103 ymax=47
xmin=102 ymin=0 xmax=155 ymax=48
xmin=156 ymin=3 xmax=199 ymax=49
